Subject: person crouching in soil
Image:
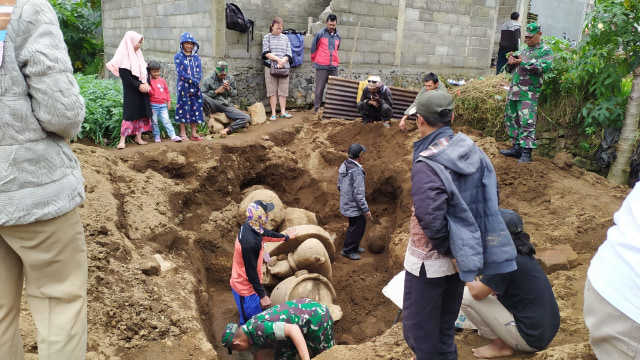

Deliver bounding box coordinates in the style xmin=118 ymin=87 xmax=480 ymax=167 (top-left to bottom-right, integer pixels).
xmin=461 ymin=209 xmax=560 ymax=358
xmin=222 ymin=298 xmax=335 ymax=360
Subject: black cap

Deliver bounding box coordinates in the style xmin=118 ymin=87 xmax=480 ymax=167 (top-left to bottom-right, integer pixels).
xmin=348 ymin=143 xmax=367 ymax=159
xmin=253 ymin=200 xmax=275 ymax=212
xmin=499 ymin=209 xmax=524 ymax=236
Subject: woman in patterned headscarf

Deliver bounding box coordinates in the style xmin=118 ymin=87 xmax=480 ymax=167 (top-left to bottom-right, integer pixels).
xmin=107 ymin=31 xmax=153 ymax=149
xmin=229 ymin=200 xmax=297 ymax=325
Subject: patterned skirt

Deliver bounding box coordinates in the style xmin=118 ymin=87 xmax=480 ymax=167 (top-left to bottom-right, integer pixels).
xmin=120 ymin=118 xmax=152 ymax=136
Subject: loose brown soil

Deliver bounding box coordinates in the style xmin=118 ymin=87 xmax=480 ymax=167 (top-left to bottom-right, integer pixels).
xmin=19 ymin=110 xmax=629 ymax=359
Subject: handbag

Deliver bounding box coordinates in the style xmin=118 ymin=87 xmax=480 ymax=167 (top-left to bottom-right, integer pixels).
xmin=270 ymin=60 xmax=290 ymax=77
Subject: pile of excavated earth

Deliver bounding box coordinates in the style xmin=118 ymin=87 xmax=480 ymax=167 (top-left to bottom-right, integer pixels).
xmin=19 ymin=111 xmax=629 ymax=360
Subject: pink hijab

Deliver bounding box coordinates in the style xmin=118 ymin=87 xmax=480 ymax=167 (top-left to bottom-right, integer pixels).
xmin=106 ymin=31 xmax=147 ymax=82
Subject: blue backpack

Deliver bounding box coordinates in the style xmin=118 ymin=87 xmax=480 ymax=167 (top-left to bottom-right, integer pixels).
xmin=283 ymin=29 xmax=305 ymax=68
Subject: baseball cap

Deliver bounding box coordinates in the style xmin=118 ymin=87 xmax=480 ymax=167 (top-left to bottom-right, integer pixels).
xmin=253 ymin=200 xmax=275 ymax=212
xmin=348 ymin=143 xmax=367 ymax=159
xmin=367 ymin=75 xmax=381 ymax=89
xmin=216 ymin=61 xmax=229 ymax=74
xmin=525 ymin=23 xmax=541 ymax=36
xmin=499 ymin=209 xmax=524 ymax=236
xmin=221 ymin=323 xmax=238 ymax=355
xmin=415 ymin=90 xmax=454 ymax=120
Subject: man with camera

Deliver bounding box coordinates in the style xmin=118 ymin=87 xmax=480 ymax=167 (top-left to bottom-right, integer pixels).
xmin=500 ymin=23 xmax=553 ymax=163
xmin=356 ymin=76 xmax=394 ymax=127
xmin=201 ymin=61 xmax=251 ymax=137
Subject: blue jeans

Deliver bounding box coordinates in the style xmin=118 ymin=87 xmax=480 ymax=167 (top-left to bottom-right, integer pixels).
xmin=231 ymin=288 xmax=262 ymax=325
xmin=151 ymin=103 xmax=176 ymax=138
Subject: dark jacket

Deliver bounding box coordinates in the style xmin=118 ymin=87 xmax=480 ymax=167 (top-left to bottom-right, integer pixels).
xmin=358 ymin=85 xmax=393 ymax=109
xmin=120 ymin=68 xmax=152 ymax=120
xmin=311 ymin=27 xmax=341 ymax=70
xmin=412 ymin=128 xmax=516 ymax=281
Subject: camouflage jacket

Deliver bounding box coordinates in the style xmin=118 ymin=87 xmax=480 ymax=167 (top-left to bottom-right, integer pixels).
xmin=506 ymin=42 xmax=553 ymax=102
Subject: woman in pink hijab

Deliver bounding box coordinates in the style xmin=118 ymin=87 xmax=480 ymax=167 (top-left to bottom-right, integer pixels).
xmin=107 ymin=31 xmax=153 ymax=149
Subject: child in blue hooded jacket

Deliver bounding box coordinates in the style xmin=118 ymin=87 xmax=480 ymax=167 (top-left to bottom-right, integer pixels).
xmin=174 ymin=32 xmax=204 ymax=141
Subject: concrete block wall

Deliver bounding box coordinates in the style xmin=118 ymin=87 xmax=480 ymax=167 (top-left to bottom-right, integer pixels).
xmin=103 ymin=0 xmax=509 ymax=109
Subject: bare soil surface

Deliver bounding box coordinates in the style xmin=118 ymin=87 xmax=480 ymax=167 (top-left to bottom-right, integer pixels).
xmin=20 ymin=110 xmax=629 ymax=359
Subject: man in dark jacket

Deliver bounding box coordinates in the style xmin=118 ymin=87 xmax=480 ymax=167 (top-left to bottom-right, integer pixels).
xmin=357 ymin=76 xmax=394 ymax=127
xmin=403 ymin=91 xmax=516 ymax=360
xmin=311 ymin=14 xmax=340 ymax=113
xmin=337 ymin=143 xmax=372 ymax=260
xmin=496 ymin=12 xmax=521 ymax=74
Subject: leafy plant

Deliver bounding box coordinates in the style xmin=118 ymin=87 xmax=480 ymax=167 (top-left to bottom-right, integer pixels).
xmin=49 ymin=0 xmax=103 ymax=74
xmin=75 ymin=74 xmax=124 ymax=146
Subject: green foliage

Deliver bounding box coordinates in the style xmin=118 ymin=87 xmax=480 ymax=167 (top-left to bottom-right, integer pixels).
xmin=75 ymin=74 xmax=123 ymax=146
xmin=49 ymin=0 xmax=103 ymax=74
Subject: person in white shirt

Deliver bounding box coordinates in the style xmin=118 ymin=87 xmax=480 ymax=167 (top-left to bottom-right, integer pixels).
xmin=584 ymin=182 xmax=640 ymax=359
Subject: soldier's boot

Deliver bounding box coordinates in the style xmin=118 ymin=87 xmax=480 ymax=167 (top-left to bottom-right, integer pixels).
xmin=500 ymin=144 xmax=522 ymax=158
xmin=518 ymin=148 xmax=532 ymax=163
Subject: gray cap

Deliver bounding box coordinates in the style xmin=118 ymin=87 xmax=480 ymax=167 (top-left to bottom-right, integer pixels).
xmin=415 ymin=90 xmax=454 ymax=120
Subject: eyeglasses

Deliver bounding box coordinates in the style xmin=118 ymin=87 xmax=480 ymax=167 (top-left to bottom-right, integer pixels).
xmin=367 ymin=80 xmax=378 ymax=83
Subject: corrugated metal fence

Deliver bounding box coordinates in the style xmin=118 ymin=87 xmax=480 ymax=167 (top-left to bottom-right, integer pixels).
xmin=323 ymin=76 xmax=420 ymax=120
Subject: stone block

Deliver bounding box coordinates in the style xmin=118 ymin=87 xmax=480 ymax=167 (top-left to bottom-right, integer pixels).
xmin=432 ymin=11 xmax=446 ymax=23
xmin=447 ymin=13 xmax=461 ymax=25
xmin=278 ymin=208 xmax=318 ymax=231
xmin=441 ymin=1 xmax=454 ymax=12
xmin=405 ymin=8 xmax=420 ymax=21
xmin=248 ymin=102 xmax=266 ymax=126
xmin=380 ymin=53 xmax=395 ymax=65
xmin=374 ymin=16 xmax=391 ymax=29
xmin=367 ymin=4 xmax=384 ymax=16
xmin=381 ymin=31 xmax=396 ymax=41
xmin=423 ymin=22 xmax=437 ymax=33
xmin=427 ymin=1 xmax=440 ymax=11
xmin=365 ymin=30 xmax=383 ymax=41
xmin=152 ymin=254 xmax=178 ymax=275
xmin=448 ymin=46 xmax=466 ymax=57
xmin=383 ymin=5 xmax=397 ymax=17
xmin=552 ymin=152 xmax=574 ymax=169
xmin=407 ymin=20 xmax=425 ymax=32
xmin=437 ymin=23 xmax=451 ymax=35
xmin=537 ymin=244 xmax=581 ymax=274
xmin=435 ymin=45 xmax=448 ymax=56
xmin=207 ymin=117 xmax=225 ymax=134
xmin=451 ymin=25 xmax=463 ymax=36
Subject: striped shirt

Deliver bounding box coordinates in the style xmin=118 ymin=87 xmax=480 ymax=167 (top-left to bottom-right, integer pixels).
xmin=262 ymin=33 xmax=292 ymax=64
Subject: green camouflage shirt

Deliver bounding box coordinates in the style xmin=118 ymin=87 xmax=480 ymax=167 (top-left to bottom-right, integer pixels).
xmin=242 ymin=298 xmax=334 ymax=359
xmin=506 ymin=42 xmax=553 ymax=102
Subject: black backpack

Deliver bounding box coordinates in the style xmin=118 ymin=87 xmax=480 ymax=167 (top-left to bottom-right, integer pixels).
xmin=225 ymin=3 xmax=254 ymax=52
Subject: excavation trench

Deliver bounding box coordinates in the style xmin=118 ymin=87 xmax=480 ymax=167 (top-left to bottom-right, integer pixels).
xmin=141 ymin=122 xmax=413 ymax=356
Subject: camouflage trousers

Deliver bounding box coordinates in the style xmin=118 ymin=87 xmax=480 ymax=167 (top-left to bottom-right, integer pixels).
xmin=503 ymin=99 xmax=538 ymax=148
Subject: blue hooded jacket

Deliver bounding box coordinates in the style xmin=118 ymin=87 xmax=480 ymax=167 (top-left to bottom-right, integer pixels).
xmin=174 ymin=32 xmax=202 ymax=95
xmin=413 ymin=130 xmax=517 ymax=281
xmin=173 ymin=32 xmax=203 ymax=123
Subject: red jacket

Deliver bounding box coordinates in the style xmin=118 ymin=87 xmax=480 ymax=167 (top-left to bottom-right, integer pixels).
xmin=148 ymin=77 xmax=171 ymax=105
xmin=311 ymin=27 xmax=341 ymax=70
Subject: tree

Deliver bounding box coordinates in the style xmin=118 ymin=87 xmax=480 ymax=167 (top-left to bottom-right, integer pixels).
xmin=580 ymin=0 xmax=640 ymax=185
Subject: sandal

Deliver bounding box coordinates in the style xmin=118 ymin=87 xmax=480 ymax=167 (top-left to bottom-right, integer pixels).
xmin=269 ymin=115 xmax=277 ymax=121
xmin=189 ymin=135 xmax=204 ymax=141
xmin=280 ymin=113 xmax=292 ymax=118
xmin=180 ymin=135 xmax=190 ymax=141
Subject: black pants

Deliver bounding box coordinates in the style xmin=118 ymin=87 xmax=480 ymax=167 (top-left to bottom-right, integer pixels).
xmin=343 ymin=215 xmax=366 ymax=254
xmin=496 ymin=47 xmax=509 ymax=75
xmin=357 ymin=101 xmax=393 ymax=122
xmin=314 ymin=68 xmax=338 ymax=112
xmin=403 ymin=266 xmax=464 ymax=360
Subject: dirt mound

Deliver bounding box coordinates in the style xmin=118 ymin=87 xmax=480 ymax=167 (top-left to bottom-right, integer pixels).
xmin=17 ymin=112 xmax=629 ymax=359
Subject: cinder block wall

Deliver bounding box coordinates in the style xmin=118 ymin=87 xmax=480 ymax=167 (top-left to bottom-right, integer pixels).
xmin=103 ymin=0 xmax=513 ymax=109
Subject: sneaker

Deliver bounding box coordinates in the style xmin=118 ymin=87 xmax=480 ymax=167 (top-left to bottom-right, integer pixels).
xmin=383 ymin=122 xmax=390 ymax=128
xmin=356 ymin=247 xmax=365 ymax=253
xmin=340 ymin=250 xmax=361 ymax=260
xmin=170 ymin=136 xmax=182 ymax=142
xmin=154 ymin=136 xmax=161 ymax=143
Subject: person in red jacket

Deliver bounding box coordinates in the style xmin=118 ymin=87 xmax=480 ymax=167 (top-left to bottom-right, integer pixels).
xmin=230 ymin=200 xmax=297 ymax=325
xmin=311 ymin=14 xmax=340 ymax=113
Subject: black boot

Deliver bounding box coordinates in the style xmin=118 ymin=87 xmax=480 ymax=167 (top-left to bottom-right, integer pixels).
xmin=518 ymin=148 xmax=532 ymax=163
xmin=500 ymin=144 xmax=522 ymax=158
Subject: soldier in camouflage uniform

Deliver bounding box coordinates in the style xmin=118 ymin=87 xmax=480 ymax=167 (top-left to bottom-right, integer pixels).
xmin=221 ymin=298 xmax=335 ymax=360
xmin=500 ymin=23 xmax=553 ymax=163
